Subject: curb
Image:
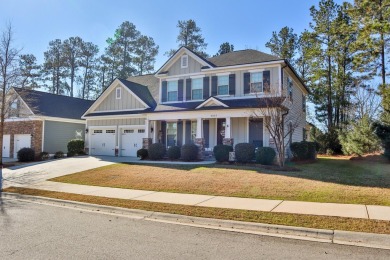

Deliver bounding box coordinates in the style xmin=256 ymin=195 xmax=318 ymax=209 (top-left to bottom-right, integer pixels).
xmin=2 ymin=192 xmax=389 ymax=250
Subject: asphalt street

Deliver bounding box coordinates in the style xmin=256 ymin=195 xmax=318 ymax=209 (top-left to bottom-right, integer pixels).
xmin=0 ymin=197 xmax=388 ymax=260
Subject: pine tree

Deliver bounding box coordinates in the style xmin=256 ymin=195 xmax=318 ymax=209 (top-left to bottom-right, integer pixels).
xmin=18 ymin=54 xmax=41 ymax=89
xmin=215 ymin=42 xmax=234 ymax=56
xmin=265 ymin=26 xmax=298 ymax=63
xmin=133 ymin=35 xmax=159 ymax=75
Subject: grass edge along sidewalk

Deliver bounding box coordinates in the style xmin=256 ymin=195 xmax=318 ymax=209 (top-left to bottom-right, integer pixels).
xmin=4 ymin=186 xmax=390 ymax=235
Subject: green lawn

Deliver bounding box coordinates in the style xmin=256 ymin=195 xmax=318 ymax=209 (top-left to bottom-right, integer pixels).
xmin=50 ymin=156 xmax=390 ymax=206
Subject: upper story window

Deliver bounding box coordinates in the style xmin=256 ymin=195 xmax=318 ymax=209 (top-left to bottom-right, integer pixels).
xmin=181 ymin=55 xmax=188 ymax=68
xmin=9 ymin=100 xmax=19 ymax=118
xmin=250 ymin=70 xmax=271 ymax=93
xmin=191 ymin=78 xmax=203 ymax=100
xmin=218 ymin=75 xmax=229 ymax=95
xmin=167 ymin=80 xmax=178 ymax=101
xmin=288 ymin=77 xmax=293 ymax=102
xmin=302 ymin=94 xmax=306 ymax=112
xmin=116 ymin=87 xmax=121 ymax=99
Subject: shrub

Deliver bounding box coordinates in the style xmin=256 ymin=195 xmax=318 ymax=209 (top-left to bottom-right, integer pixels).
xmin=136 ymin=148 xmax=148 ymax=160
xmin=67 ymin=139 xmax=85 ymax=157
xmin=290 ymin=142 xmax=308 ymax=160
xmin=234 ymin=143 xmax=255 ymax=163
xmin=181 ymin=144 xmax=199 ymax=161
xmin=39 ymin=151 xmax=50 ymax=161
xmin=255 ymin=147 xmax=276 ymax=165
xmin=290 ymin=141 xmax=317 ymax=160
xmin=17 ymin=148 xmax=35 ymax=162
xmin=167 ymin=146 xmax=181 ymax=160
xmin=374 ymin=122 xmax=390 ymax=161
xmin=54 ymin=151 xmax=64 ymax=159
xmin=148 ymin=143 xmax=166 ymax=160
xmin=316 ymin=128 xmax=342 ymax=154
xmin=213 ymin=145 xmax=233 ymax=162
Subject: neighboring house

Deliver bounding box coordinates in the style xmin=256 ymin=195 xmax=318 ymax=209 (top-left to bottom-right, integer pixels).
xmin=82 ymin=47 xmax=309 ymax=157
xmin=2 ymin=88 xmax=94 ymax=158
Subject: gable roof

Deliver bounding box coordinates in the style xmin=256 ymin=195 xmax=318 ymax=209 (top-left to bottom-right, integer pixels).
xmin=117 ymin=78 xmax=156 ymax=108
xmin=207 ymin=49 xmax=282 ymax=67
xmin=13 ymin=87 xmax=94 ymax=120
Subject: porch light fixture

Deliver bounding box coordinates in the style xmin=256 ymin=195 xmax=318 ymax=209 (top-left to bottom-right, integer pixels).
xmin=151 ymin=126 xmax=154 ymax=133
xmin=85 ymin=128 xmax=89 ymax=134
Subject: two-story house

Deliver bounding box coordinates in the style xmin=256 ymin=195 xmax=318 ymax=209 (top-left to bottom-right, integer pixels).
xmin=82 ymin=47 xmax=308 ymax=157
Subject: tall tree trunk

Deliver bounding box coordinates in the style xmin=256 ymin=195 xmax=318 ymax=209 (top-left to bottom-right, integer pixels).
xmin=327 ymin=53 xmax=333 ymax=130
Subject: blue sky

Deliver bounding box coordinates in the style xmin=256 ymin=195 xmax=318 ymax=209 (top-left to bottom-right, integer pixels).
xmin=0 ymin=0 xmax=345 ymax=69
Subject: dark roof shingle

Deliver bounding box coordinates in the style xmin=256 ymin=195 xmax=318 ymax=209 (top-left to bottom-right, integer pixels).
xmin=207 ymin=49 xmax=282 ymax=67
xmin=14 ymin=88 xmax=94 ymax=120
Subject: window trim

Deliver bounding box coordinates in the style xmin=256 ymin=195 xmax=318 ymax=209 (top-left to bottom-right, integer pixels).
xmin=167 ymin=80 xmax=178 ymax=102
xmin=191 ymin=78 xmax=203 ymax=100
xmin=217 ymin=75 xmax=229 ymax=96
xmin=116 ymin=87 xmax=121 ymax=99
xmin=250 ymin=72 xmax=263 ymax=94
xmin=181 ymin=55 xmax=188 ymax=68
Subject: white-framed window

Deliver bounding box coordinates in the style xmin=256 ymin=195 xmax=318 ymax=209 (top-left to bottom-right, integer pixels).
xmin=94 ymin=130 xmax=103 ymax=134
xmin=166 ymin=122 xmax=177 ymax=147
xmin=191 ymin=78 xmax=203 ymax=100
xmin=9 ymin=100 xmax=19 ymax=118
xmin=250 ymin=72 xmax=263 ymax=93
xmin=217 ymin=75 xmax=229 ymax=95
xmin=124 ymin=129 xmax=134 ymax=133
xmin=106 ymin=130 xmax=115 ymax=133
xmin=181 ymin=55 xmax=188 ymax=68
xmin=167 ymin=80 xmax=178 ymax=102
xmin=288 ymin=77 xmax=293 ymax=102
xmin=191 ymin=121 xmax=197 ymax=143
xmin=116 ymin=87 xmax=121 ymax=99
xmin=138 ymin=129 xmax=145 ymax=133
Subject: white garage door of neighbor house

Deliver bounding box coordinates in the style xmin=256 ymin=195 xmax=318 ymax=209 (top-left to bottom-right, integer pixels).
xmin=90 ymin=129 xmax=116 ymax=156
xmin=2 ymin=134 xmax=10 ymax=158
xmin=14 ymin=134 xmax=31 ymax=158
xmin=120 ymin=128 xmax=144 ymax=157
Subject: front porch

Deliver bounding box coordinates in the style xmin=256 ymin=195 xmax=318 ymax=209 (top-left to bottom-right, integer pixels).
xmin=142 ymin=114 xmax=269 ymax=158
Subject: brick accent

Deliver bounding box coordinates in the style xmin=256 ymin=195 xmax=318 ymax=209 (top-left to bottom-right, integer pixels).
xmin=3 ymin=120 xmax=43 ymax=158
xmin=195 ymin=138 xmax=205 ymax=160
xmin=222 ymin=138 xmax=234 ymax=146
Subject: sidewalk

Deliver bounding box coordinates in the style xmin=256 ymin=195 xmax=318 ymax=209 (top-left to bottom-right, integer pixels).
xmin=26 ymin=181 xmax=390 ymax=221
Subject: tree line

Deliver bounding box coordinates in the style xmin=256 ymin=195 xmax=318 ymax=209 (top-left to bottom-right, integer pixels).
xmin=265 ymin=0 xmax=390 ymax=157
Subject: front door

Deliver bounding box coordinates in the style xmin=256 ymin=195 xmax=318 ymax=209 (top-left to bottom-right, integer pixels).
xmin=217 ymin=119 xmax=226 ymax=145
xmin=249 ymin=119 xmax=263 ymax=148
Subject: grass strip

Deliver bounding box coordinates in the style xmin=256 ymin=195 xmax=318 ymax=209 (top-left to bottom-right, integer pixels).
xmin=4 ymin=186 xmax=390 ymax=235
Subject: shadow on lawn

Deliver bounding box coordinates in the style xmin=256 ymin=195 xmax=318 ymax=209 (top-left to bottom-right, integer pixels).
xmin=122 ymin=158 xmax=390 ymax=189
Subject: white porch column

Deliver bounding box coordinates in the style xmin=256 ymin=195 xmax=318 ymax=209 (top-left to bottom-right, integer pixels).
xmin=225 ymin=117 xmax=231 ymax=138
xmin=196 ymin=118 xmax=202 ymax=138
xmin=152 ymin=121 xmax=157 ymax=143
xmin=145 ymin=119 xmax=150 ymax=138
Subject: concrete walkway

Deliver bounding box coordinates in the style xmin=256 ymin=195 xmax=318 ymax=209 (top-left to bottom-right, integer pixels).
xmin=26 ymin=181 xmax=390 ymax=221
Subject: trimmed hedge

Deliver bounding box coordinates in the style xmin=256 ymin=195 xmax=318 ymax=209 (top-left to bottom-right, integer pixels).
xmin=181 ymin=144 xmax=199 ymax=161
xmin=17 ymin=148 xmax=35 ymax=162
xmin=290 ymin=141 xmax=317 ymax=160
xmin=213 ymin=145 xmax=233 ymax=162
xmin=39 ymin=151 xmax=50 ymax=161
xmin=235 ymin=143 xmax=255 ymax=163
xmin=167 ymin=146 xmax=181 ymax=160
xmin=136 ymin=148 xmax=148 ymax=160
xmin=255 ymin=147 xmax=276 ymax=165
xmin=67 ymin=139 xmax=85 ymax=156
xmin=54 ymin=151 xmax=65 ymax=159
xmin=148 ymin=143 xmax=166 ymax=160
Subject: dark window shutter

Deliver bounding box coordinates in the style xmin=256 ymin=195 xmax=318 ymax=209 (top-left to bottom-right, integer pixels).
xmin=177 ymin=120 xmax=183 ymax=147
xmin=229 ymin=74 xmax=235 ymax=96
xmin=244 ymin=73 xmax=250 ymax=94
xmin=203 ymin=77 xmax=210 ymax=99
xmin=263 ymin=71 xmax=270 ymax=92
xmin=203 ymin=120 xmax=209 ymax=148
xmin=211 ymin=76 xmax=218 ymax=96
xmin=161 ymin=121 xmax=166 ymax=145
xmin=185 ymin=120 xmax=191 ymax=144
xmin=178 ymin=79 xmax=184 ymax=101
xmin=186 ymin=78 xmax=192 ymax=101
xmin=161 ymin=81 xmax=167 ymax=102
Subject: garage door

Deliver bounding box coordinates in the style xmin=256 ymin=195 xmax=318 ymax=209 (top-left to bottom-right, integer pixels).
xmin=90 ymin=129 xmax=116 ymax=156
xmin=2 ymin=134 xmax=10 ymax=158
xmin=120 ymin=128 xmax=144 ymax=157
xmin=14 ymin=134 xmax=31 ymax=158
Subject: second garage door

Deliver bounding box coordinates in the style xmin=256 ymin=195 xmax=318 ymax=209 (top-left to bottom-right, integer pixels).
xmin=120 ymin=128 xmax=144 ymax=156
xmin=90 ymin=129 xmax=116 ymax=156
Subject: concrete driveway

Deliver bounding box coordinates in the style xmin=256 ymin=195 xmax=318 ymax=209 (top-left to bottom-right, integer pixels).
xmin=1 ymin=156 xmax=130 ymax=189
